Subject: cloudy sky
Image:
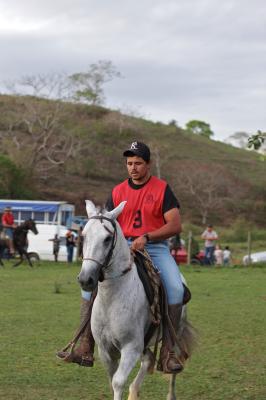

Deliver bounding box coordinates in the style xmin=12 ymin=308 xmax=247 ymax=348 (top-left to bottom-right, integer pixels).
xmin=0 ymin=0 xmax=266 ymax=141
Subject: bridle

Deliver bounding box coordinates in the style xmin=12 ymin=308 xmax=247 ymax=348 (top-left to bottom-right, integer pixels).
xmin=82 ymin=215 xmax=131 ymax=278
xmin=82 ymin=215 xmax=132 ymax=279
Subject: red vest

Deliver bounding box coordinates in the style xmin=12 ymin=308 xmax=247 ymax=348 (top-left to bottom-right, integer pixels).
xmin=2 ymin=213 xmax=14 ymax=226
xmin=112 ymin=176 xmax=167 ymax=237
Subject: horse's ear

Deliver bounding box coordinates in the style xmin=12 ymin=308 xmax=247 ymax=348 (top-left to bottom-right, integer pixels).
xmin=106 ymin=201 xmax=127 ymax=220
xmin=85 ymin=200 xmax=97 ymax=218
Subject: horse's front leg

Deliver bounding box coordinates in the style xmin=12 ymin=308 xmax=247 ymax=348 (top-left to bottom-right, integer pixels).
xmin=128 ymin=348 xmax=155 ymax=400
xmin=98 ymin=346 xmax=119 ymax=390
xmin=112 ymin=344 xmax=142 ymax=400
xmin=24 ymin=251 xmax=33 ymax=267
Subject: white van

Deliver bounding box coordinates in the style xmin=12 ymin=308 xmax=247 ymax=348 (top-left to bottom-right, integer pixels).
xmin=27 ymin=224 xmax=77 ymax=261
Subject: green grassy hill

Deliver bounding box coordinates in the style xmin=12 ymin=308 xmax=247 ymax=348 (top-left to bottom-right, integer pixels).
xmin=0 ymin=94 xmax=265 ymax=225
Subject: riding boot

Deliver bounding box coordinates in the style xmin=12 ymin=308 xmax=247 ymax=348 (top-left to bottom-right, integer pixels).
xmin=56 ymin=296 xmax=95 ymax=367
xmin=157 ymin=304 xmax=184 ymax=374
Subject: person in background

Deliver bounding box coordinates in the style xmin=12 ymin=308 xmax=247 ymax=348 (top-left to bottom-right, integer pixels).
xmin=201 ymin=224 xmax=218 ymax=265
xmin=223 ymin=246 xmax=232 ymax=266
xmin=65 ymin=230 xmax=76 ymax=263
xmin=214 ymin=244 xmax=223 ymax=266
xmin=49 ymin=234 xmax=61 ymax=262
xmin=1 ymin=207 xmax=16 ymax=254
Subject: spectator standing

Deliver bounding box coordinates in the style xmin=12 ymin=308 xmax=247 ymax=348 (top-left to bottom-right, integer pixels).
xmin=201 ymin=224 xmax=218 ymax=265
xmin=223 ymin=246 xmax=232 ymax=266
xmin=49 ymin=234 xmax=61 ymax=262
xmin=66 ymin=230 xmax=76 ymax=263
xmin=214 ymin=244 xmax=223 ymax=266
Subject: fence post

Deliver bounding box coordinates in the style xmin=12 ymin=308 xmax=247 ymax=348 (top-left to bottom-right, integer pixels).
xmin=187 ymin=231 xmax=192 ymax=266
xmin=247 ymin=231 xmax=252 ymax=266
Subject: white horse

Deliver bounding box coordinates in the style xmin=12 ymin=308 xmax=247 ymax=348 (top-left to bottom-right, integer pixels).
xmin=78 ymin=200 xmax=195 ymax=400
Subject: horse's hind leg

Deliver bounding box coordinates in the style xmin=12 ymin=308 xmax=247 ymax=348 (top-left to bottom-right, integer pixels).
xmin=128 ymin=348 xmax=155 ymax=400
xmin=167 ymin=373 xmax=177 ymax=400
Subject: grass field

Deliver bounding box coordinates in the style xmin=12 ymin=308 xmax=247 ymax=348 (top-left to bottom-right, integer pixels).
xmin=0 ymin=261 xmax=265 ymax=400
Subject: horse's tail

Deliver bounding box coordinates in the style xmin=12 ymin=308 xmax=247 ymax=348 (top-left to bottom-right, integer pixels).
xmin=177 ymin=308 xmax=198 ymax=360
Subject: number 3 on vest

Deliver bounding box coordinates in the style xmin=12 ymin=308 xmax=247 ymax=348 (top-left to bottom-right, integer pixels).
xmin=133 ymin=210 xmax=142 ymax=228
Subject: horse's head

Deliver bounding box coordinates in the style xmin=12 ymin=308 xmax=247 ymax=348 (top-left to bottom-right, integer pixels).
xmin=25 ymin=219 xmax=38 ymax=235
xmin=78 ymin=200 xmax=127 ymax=292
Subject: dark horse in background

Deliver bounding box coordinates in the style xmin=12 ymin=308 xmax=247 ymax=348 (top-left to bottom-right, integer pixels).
xmin=0 ymin=219 xmax=38 ymax=267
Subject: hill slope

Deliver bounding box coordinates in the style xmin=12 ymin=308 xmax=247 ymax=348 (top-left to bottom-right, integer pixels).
xmin=0 ymin=94 xmax=265 ymax=225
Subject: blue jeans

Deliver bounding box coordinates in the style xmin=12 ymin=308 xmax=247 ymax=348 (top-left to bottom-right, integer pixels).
xmin=204 ymin=246 xmax=215 ymax=265
xmin=82 ymin=240 xmax=184 ymax=305
xmin=3 ymin=228 xmax=13 ymax=239
xmin=67 ymin=245 xmax=74 ymax=263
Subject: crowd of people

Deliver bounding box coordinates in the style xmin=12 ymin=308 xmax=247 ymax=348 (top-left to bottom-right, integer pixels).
xmin=168 ymin=225 xmax=232 ymax=267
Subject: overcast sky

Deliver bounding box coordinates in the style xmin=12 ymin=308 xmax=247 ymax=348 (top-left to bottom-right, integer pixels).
xmin=0 ymin=0 xmax=266 ymax=141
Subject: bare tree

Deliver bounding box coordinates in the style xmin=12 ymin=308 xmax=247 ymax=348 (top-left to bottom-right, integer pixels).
xmin=0 ymin=93 xmax=81 ymax=181
xmin=173 ymin=161 xmax=246 ymax=224
xmin=4 ymin=72 xmax=71 ymax=100
xmin=153 ymin=148 xmax=161 ymax=179
xmin=68 ymin=60 xmax=121 ymax=105
xmin=225 ymin=131 xmax=250 ymax=149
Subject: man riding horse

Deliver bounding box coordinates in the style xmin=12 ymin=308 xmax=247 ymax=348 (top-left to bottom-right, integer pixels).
xmin=57 ymin=141 xmax=186 ymax=374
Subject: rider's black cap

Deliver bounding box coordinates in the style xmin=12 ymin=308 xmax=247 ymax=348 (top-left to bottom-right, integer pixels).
xmin=123 ymin=141 xmax=150 ymax=162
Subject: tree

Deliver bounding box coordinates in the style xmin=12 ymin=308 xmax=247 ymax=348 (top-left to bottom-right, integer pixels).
xmin=0 ymin=155 xmax=34 ymax=198
xmin=225 ymin=131 xmax=250 ymax=149
xmin=248 ymin=130 xmax=266 ymax=151
xmin=173 ymin=161 xmax=247 ymax=224
xmin=0 ymin=92 xmax=81 ymax=182
xmin=4 ymin=72 xmax=70 ymax=100
xmin=185 ymin=120 xmax=214 ymax=139
xmin=168 ymin=119 xmax=179 ymax=128
xmin=68 ymin=60 xmax=121 ymax=105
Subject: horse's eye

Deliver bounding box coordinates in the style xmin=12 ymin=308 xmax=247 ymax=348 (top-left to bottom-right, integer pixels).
xmin=104 ymin=236 xmax=111 ymax=244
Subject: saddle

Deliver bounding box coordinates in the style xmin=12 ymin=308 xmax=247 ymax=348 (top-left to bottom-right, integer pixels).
xmin=134 ymin=250 xmax=191 ymax=347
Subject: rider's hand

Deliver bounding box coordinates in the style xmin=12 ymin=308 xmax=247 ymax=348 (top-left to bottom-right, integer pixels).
xmin=130 ymin=235 xmax=147 ymax=252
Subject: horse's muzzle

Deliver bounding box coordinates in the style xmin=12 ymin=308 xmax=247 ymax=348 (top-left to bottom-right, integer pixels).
xmin=77 ymin=273 xmax=97 ymax=292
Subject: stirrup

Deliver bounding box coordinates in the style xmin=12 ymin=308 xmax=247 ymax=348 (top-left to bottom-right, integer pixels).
xmin=157 ymin=352 xmax=183 ymax=374
xmin=56 ymin=349 xmax=94 ymax=367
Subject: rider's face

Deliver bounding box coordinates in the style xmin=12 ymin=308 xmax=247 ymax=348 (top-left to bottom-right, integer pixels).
xmin=126 ymin=156 xmax=150 ymax=184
